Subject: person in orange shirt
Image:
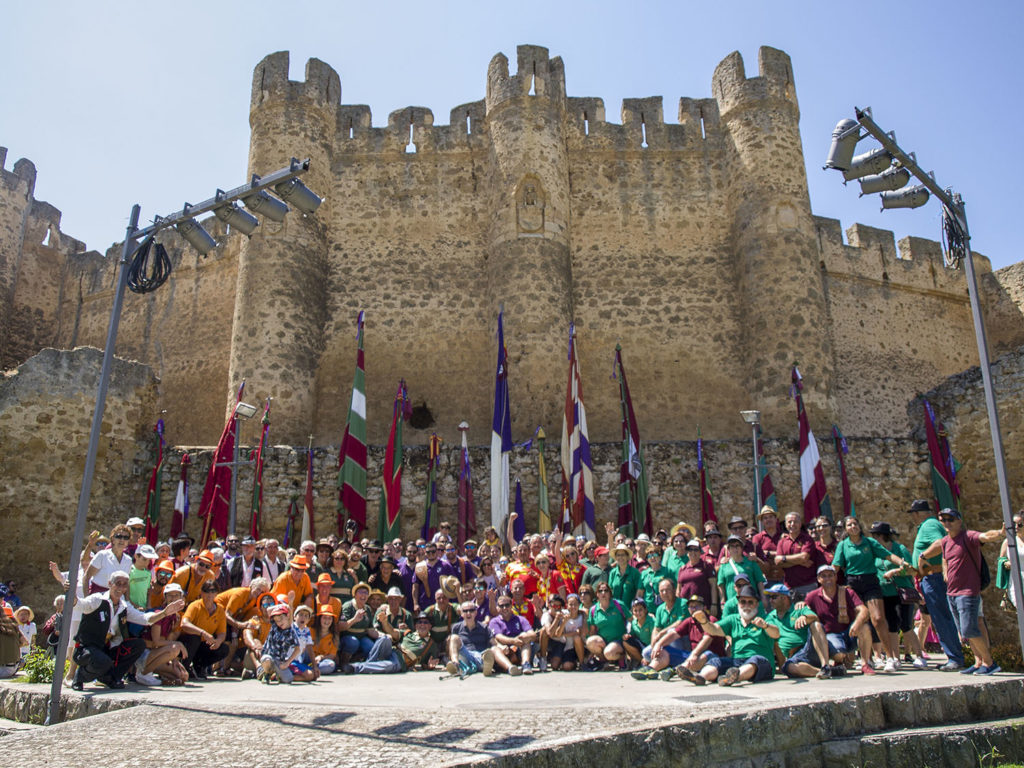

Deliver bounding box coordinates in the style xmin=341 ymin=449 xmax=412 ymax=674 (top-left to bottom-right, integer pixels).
xmin=240 ymin=593 xmax=277 ymax=679
xmin=148 ymin=560 xmax=176 ymax=609
xmin=214 ymin=577 xmax=270 ymax=676
xmin=179 ymin=580 xmax=228 ymax=679
xmin=312 ymin=605 xmax=339 ymax=675
xmin=313 ymin=573 xmax=342 ymax=619
xmin=171 ymin=551 xmax=214 ymax=605
xmin=271 ymin=555 xmax=314 ymax=610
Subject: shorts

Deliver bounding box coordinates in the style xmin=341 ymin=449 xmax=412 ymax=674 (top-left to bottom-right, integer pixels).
xmin=847 ymin=573 xmax=884 ymax=603
xmin=947 ymin=593 xmax=982 ymax=639
xmin=623 ymin=635 xmax=645 ymax=654
xmin=825 ymin=630 xmax=855 ymax=656
xmin=457 ymin=646 xmax=485 ymax=672
xmin=546 ymin=639 xmax=566 ymax=660
xmin=259 ymin=654 xmax=294 ymax=683
xmin=706 ymin=654 xmax=774 ymax=682
xmin=883 ymin=594 xmax=914 ymax=634
xmin=561 ymin=645 xmax=579 ymax=664
xmin=643 ymin=643 xmax=689 ymax=667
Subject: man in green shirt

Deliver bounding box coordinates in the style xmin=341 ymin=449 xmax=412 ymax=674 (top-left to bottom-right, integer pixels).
xmin=907 ymin=498 xmax=965 ymax=670
xmin=581 ymin=547 xmax=611 ymax=589
xmin=765 ymin=583 xmax=836 ymax=679
xmin=682 ymin=585 xmax=779 ymax=686
xmin=716 ymin=536 xmax=766 ymax=606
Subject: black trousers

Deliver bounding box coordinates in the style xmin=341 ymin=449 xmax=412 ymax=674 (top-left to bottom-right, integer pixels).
xmin=180 ymin=634 xmax=229 ymax=671
xmin=74 ymin=638 xmax=145 ymax=684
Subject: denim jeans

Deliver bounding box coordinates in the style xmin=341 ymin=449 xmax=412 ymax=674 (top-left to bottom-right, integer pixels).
xmin=920 ymin=572 xmax=965 ymax=665
xmin=350 ymin=635 xmax=402 ymax=674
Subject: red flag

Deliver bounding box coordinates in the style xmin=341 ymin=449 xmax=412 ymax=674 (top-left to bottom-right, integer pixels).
xmin=792 ymin=367 xmax=833 ymax=524
xmin=697 ymin=433 xmax=716 ymax=526
xmin=248 ymin=399 xmax=271 ymax=539
xmin=143 ymin=419 xmax=166 ymax=544
xmin=198 ymin=381 xmax=245 ymax=547
xmin=303 ymin=438 xmax=316 ymax=542
xmin=170 ymin=453 xmax=190 ymax=539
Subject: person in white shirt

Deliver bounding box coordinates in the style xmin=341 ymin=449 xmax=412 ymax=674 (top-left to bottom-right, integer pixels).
xmin=84 ymin=524 xmax=133 ymax=593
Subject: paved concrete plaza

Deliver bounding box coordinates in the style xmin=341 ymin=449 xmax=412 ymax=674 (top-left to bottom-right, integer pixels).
xmin=0 ymin=666 xmax=1021 ymax=767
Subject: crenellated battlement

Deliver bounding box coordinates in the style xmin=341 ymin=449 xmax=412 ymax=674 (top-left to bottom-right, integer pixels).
xmin=711 ymin=46 xmax=797 ymax=120
xmin=0 ymin=148 xmax=37 ymax=196
xmin=485 ymin=45 xmax=566 ymax=111
xmin=815 ymin=215 xmax=989 ymax=296
xmin=250 ymin=51 xmax=341 ymax=114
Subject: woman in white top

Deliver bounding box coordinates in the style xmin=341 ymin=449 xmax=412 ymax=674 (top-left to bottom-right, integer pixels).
xmin=14 ymin=606 xmax=35 ymax=658
xmin=998 ymin=511 xmax=1024 ymax=609
xmin=84 ymin=524 xmax=133 ymax=593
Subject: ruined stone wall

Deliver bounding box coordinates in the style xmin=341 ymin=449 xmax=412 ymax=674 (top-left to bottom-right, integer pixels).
xmin=910 ymin=344 xmax=1024 ymax=646
xmin=55 ymin=227 xmax=240 ymax=445
xmin=817 ymin=219 xmax=991 ymax=436
xmin=982 ymin=261 xmax=1024 ymax=354
xmin=0 ymin=348 xmax=156 ymax=618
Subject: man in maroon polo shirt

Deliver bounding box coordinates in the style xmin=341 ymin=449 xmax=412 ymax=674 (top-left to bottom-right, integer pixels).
xmin=751 ymin=506 xmax=783 ymax=584
xmin=775 ymin=511 xmax=821 ymax=598
xmin=804 ymin=564 xmax=874 ymax=675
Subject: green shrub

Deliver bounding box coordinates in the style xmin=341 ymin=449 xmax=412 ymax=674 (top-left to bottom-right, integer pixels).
xmin=20 ymin=646 xmax=67 ymax=684
xmin=960 ymin=642 xmax=1023 ymax=672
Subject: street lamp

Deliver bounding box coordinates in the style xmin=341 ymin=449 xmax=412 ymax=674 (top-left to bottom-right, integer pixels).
xmin=46 ymin=158 xmax=323 ymax=726
xmin=825 ymin=107 xmax=1024 ymax=654
xmin=740 ymin=410 xmax=762 ymax=522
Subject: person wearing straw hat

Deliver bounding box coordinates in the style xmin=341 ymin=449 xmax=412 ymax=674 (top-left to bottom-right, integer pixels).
xmin=13 ymin=605 xmax=35 ymax=658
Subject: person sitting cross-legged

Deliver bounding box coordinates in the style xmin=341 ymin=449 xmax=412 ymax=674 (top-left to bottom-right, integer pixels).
xmin=676 ymin=585 xmax=779 ymax=686
xmin=632 ymin=594 xmax=725 ymax=681
xmin=490 ymin=596 xmax=538 ymax=675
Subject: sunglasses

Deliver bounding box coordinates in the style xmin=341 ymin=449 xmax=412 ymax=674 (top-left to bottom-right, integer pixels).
xmin=113 ymin=534 xmax=131 ymax=540
xmin=497 ymin=603 xmax=512 ymax=609
xmin=256 ymin=546 xmax=265 ymax=551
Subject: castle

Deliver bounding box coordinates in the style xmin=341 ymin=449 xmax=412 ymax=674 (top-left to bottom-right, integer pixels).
xmin=2 ymin=44 xmax=1023 ymax=452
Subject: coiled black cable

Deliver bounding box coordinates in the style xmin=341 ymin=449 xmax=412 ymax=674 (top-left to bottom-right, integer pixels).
xmin=126 ymin=234 xmax=172 ymax=294
xmin=941 ymin=201 xmax=968 ymax=269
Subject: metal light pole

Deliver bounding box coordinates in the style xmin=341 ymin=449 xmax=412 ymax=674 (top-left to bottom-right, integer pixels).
xmin=826 ymin=109 xmax=1024 ymax=654
xmin=218 ymin=401 xmax=256 ymax=536
xmin=741 ymin=410 xmax=762 ymax=525
xmin=46 ymin=159 xmax=322 ymax=726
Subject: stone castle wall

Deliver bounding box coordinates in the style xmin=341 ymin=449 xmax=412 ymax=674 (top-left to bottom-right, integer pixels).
xmin=0 ymin=348 xmax=158 ymax=619
xmin=2 ymin=45 xmax=1017 ymax=454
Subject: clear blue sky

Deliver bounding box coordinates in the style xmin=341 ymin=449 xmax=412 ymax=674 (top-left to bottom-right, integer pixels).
xmin=2 ymin=1 xmax=1020 ymax=269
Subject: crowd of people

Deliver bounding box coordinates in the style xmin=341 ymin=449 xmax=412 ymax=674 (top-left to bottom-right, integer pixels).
xmin=0 ymin=500 xmax=1019 ymax=688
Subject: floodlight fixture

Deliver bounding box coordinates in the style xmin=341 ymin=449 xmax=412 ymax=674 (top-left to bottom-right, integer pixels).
xmin=274 ymin=176 xmax=323 ymax=215
xmin=824 ymin=118 xmax=861 ymax=172
xmin=842 ymin=147 xmax=893 ymax=182
xmin=880 ymin=184 xmax=929 ymax=210
xmin=214 ymin=196 xmax=260 ymax=236
xmin=174 ymin=215 xmax=217 ymax=255
xmin=858 ymin=166 xmax=911 ymax=196
xmin=740 ymin=410 xmax=761 ymax=426
xmin=234 ymin=401 xmax=258 ymax=419
xmin=242 ymin=188 xmax=289 ymax=223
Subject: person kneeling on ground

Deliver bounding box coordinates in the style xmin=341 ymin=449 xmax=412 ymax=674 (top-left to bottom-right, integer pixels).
xmin=676 ymin=585 xmax=779 ymax=686
xmin=764 ymin=583 xmax=840 ymax=680
xmin=72 ymin=571 xmax=185 ymax=691
xmin=179 ymin=580 xmax=229 ymax=679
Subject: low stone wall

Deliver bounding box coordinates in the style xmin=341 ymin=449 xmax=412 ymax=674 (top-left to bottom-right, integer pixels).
xmin=457 ymin=679 xmax=1024 ymax=768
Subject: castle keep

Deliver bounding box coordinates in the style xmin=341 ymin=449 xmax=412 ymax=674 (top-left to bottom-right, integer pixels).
xmin=2 ymin=44 xmax=1023 ymax=452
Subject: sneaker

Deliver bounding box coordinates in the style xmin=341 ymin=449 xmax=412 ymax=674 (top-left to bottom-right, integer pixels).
xmin=522 ymin=663 xmax=534 ymax=675
xmin=974 ymin=664 xmax=1001 ymax=676
xmin=873 ymin=657 xmax=886 ymax=670
xmin=675 ymin=665 xmax=704 ymax=685
xmin=631 ymin=667 xmax=660 ymax=680
xmin=537 ymin=657 xmax=548 ymax=673
xmin=816 ymin=665 xmax=832 ymax=680
xmin=959 ymin=664 xmax=979 ymax=675
xmin=509 ymin=665 xmax=523 ymax=677
xmin=831 ymin=664 xmax=846 ymax=678
xmin=883 ymin=659 xmax=898 ymax=673
xmin=482 ymin=649 xmax=495 ymax=677
xmin=658 ymin=668 xmax=676 ymax=681
xmin=241 ymin=669 xmax=255 ymax=680
xmin=860 ymin=664 xmax=876 ymax=676
xmin=136 ymin=671 xmax=162 ymax=686
xmin=938 ymin=661 xmax=963 ymax=671
xmin=583 ymin=656 xmax=602 ymax=672
xmin=718 ymin=667 xmax=741 ymax=687
xmin=912 ymin=656 xmax=928 ymax=670
xmin=445 ymin=661 xmax=460 ymax=677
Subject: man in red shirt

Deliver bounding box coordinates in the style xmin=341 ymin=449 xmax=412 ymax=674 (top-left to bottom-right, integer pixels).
xmin=751 ymin=506 xmax=783 ymax=584
xmin=804 ymin=565 xmax=874 ymax=675
xmin=919 ymin=508 xmax=1004 ymax=675
xmin=775 ymin=511 xmax=821 ymax=597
